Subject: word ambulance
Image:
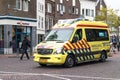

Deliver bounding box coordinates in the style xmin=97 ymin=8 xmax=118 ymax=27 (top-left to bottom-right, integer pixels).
xmin=33 ymin=18 xmax=110 ymax=68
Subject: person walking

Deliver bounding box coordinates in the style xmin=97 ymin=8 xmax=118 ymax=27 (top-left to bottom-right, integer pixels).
xmin=11 ymin=37 xmax=17 ymax=53
xmin=20 ymin=36 xmax=30 ymax=60
xmin=111 ymin=35 xmax=117 ymax=48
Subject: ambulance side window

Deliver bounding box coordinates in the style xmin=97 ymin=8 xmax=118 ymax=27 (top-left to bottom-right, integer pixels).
xmin=85 ymin=29 xmax=96 ymax=41
xmin=72 ymin=29 xmax=82 ymax=43
xmin=85 ymin=29 xmax=109 ymax=41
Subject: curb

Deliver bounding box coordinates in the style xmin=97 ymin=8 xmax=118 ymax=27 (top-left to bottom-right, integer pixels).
xmin=0 ymin=54 xmax=33 ymax=58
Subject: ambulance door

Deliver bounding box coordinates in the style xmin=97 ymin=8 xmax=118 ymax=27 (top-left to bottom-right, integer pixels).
xmin=72 ymin=29 xmax=85 ymax=62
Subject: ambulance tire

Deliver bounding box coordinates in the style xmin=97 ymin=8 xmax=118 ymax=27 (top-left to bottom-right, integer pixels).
xmin=100 ymin=51 xmax=106 ymax=62
xmin=64 ymin=55 xmax=75 ymax=68
xmin=39 ymin=63 xmax=47 ymax=67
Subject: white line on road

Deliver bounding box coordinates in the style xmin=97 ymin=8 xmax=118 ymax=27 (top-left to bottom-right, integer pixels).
xmin=43 ymin=74 xmax=71 ymax=80
xmin=0 ymin=71 xmax=120 ymax=80
xmin=51 ymin=74 xmax=120 ymax=80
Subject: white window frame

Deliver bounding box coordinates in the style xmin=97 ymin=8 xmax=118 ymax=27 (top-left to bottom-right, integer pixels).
xmin=60 ymin=0 xmax=63 ymax=3
xmin=41 ymin=17 xmax=44 ymax=29
xmin=57 ymin=4 xmax=59 ymax=12
xmin=91 ymin=10 xmax=94 ymax=17
xmin=72 ymin=0 xmax=76 ymax=6
xmin=16 ymin=0 xmax=22 ymax=10
xmin=38 ymin=3 xmax=44 ymax=13
xmin=45 ymin=17 xmax=49 ymax=30
xmin=38 ymin=16 xmax=41 ymax=29
xmin=76 ymin=8 xmax=78 ymax=15
xmin=49 ymin=18 xmax=53 ymax=29
xmin=47 ymin=3 xmax=52 ymax=13
xmin=23 ymin=0 xmax=28 ymax=11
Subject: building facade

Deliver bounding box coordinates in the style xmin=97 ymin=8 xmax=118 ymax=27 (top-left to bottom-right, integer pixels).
xmin=80 ymin=0 xmax=106 ymax=20
xmin=80 ymin=0 xmax=96 ymax=20
xmin=0 ymin=0 xmax=37 ymax=54
xmin=45 ymin=0 xmax=55 ymax=34
xmin=54 ymin=0 xmax=80 ymax=23
xmin=37 ymin=0 xmax=45 ymax=43
xmin=96 ymin=0 xmax=107 ymax=16
xmin=45 ymin=0 xmax=80 ymax=33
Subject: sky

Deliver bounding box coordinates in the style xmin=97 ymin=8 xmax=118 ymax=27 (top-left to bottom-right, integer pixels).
xmin=105 ymin=0 xmax=120 ymax=15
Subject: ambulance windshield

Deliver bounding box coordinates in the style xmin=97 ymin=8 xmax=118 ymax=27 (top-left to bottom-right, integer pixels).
xmin=45 ymin=29 xmax=73 ymax=42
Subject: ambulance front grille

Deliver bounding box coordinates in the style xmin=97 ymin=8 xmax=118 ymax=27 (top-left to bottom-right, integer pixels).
xmin=37 ymin=49 xmax=53 ymax=55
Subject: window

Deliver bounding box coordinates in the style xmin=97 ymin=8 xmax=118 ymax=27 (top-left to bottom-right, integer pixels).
xmin=57 ymin=4 xmax=65 ymax=15
xmin=38 ymin=3 xmax=44 ymax=13
xmin=47 ymin=3 xmax=52 ymax=13
xmin=57 ymin=4 xmax=59 ymax=11
xmin=45 ymin=29 xmax=73 ymax=41
xmin=82 ymin=9 xmax=85 ymax=16
xmin=23 ymin=0 xmax=28 ymax=11
xmin=72 ymin=29 xmax=82 ymax=43
xmin=45 ymin=17 xmax=49 ymax=30
xmin=85 ymin=29 xmax=109 ymax=41
xmin=41 ymin=17 xmax=44 ymax=29
xmin=76 ymin=8 xmax=78 ymax=15
xmin=49 ymin=18 xmax=53 ymax=29
xmin=71 ymin=7 xmax=78 ymax=15
xmin=16 ymin=0 xmax=22 ymax=10
xmin=72 ymin=0 xmax=76 ymax=6
xmin=91 ymin=10 xmax=94 ymax=17
xmin=60 ymin=0 xmax=63 ymax=3
xmin=0 ymin=26 xmax=4 ymax=48
xmin=95 ymin=29 xmax=109 ymax=40
xmin=38 ymin=16 xmax=44 ymax=29
xmin=86 ymin=9 xmax=90 ymax=16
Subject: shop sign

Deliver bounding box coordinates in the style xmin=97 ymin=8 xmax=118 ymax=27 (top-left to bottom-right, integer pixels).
xmin=17 ymin=21 xmax=29 ymax=26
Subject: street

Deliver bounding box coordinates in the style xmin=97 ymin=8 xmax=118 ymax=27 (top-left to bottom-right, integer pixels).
xmin=0 ymin=53 xmax=120 ymax=80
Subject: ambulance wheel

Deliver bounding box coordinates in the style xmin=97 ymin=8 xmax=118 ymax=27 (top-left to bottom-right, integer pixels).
xmin=64 ymin=55 xmax=75 ymax=68
xmin=39 ymin=63 xmax=47 ymax=67
xmin=100 ymin=51 xmax=106 ymax=62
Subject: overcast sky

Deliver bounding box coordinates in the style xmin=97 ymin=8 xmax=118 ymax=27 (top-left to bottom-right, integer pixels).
xmin=105 ymin=0 xmax=120 ymax=15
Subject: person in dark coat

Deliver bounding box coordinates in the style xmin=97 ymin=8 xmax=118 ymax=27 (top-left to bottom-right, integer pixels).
xmin=11 ymin=36 xmax=17 ymax=53
xmin=20 ymin=36 xmax=30 ymax=60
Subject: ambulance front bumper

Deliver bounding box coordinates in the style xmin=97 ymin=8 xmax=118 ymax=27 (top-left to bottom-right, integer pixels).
xmin=33 ymin=53 xmax=67 ymax=65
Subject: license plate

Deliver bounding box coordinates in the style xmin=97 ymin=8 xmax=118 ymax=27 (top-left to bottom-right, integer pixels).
xmin=39 ymin=59 xmax=47 ymax=63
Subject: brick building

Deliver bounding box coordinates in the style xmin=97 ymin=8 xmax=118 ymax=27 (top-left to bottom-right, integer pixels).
xmin=0 ymin=0 xmax=37 ymax=54
xmin=96 ymin=0 xmax=107 ymax=16
xmin=45 ymin=0 xmax=80 ymax=33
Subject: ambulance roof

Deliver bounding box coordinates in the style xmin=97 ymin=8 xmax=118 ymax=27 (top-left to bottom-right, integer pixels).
xmin=53 ymin=19 xmax=108 ymax=29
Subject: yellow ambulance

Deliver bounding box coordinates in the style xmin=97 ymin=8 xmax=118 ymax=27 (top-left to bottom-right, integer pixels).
xmin=33 ymin=19 xmax=110 ymax=68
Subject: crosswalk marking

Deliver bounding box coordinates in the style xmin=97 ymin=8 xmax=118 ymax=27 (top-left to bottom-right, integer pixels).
xmin=0 ymin=71 xmax=120 ymax=80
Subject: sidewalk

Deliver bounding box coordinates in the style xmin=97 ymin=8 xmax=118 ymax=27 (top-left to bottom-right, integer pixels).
xmin=111 ymin=51 xmax=120 ymax=58
xmin=0 ymin=54 xmax=19 ymax=58
xmin=0 ymin=53 xmax=33 ymax=58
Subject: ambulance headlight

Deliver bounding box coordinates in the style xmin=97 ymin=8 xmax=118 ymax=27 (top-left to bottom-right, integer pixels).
xmin=54 ymin=48 xmax=63 ymax=54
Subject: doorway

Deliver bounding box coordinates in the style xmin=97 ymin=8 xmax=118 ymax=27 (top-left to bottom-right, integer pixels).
xmin=12 ymin=26 xmax=32 ymax=52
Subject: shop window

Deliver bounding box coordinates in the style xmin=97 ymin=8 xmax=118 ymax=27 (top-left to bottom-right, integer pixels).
xmin=0 ymin=26 xmax=4 ymax=48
